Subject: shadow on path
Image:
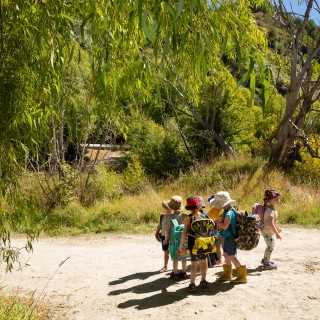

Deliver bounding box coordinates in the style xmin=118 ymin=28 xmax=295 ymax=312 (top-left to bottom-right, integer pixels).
xmin=116 ymin=280 xmax=234 ymax=310
xmin=109 ymin=271 xmax=160 ymax=285
xmin=109 ymin=269 xmax=235 ymax=310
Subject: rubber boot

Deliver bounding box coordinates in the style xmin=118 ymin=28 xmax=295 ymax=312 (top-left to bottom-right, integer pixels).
xmin=231 ymin=265 xmax=247 ymax=283
xmin=216 ymin=264 xmax=235 ymax=281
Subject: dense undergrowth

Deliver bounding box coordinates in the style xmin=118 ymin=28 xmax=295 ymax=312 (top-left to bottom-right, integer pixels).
xmin=17 ymin=154 xmax=320 ymax=236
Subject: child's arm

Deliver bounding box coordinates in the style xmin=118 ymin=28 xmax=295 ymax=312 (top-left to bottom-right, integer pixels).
xmin=178 ymin=227 xmax=188 ymax=252
xmin=155 ymin=223 xmax=160 ymax=235
xmin=216 ymin=216 xmax=230 ymax=230
xmin=269 ymin=216 xmax=282 ymax=239
xmin=155 ymin=222 xmax=161 ymax=242
xmin=164 ymin=224 xmax=170 ymax=244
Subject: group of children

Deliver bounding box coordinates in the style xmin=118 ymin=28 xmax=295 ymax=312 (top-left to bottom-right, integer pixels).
xmin=155 ymin=190 xmax=282 ymax=292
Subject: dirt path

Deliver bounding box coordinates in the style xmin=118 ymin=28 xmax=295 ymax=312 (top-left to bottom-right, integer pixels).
xmin=1 ymin=228 xmax=320 ymax=320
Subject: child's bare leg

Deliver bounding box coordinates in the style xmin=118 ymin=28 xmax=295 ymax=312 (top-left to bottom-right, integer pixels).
xmin=199 ymin=258 xmax=207 ymax=281
xmin=216 ymin=242 xmax=223 ymax=263
xmin=229 ymin=255 xmax=241 ymax=268
xmin=173 ymin=259 xmax=179 ymax=274
xmin=181 ymin=258 xmax=187 ymax=273
xmin=190 ymin=261 xmax=197 ymax=284
xmin=164 ymin=250 xmax=169 ymax=270
xmin=224 ymin=253 xmax=231 ymax=265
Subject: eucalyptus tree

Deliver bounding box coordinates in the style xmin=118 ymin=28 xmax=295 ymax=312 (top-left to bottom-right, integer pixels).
xmin=268 ymin=0 xmax=320 ymax=168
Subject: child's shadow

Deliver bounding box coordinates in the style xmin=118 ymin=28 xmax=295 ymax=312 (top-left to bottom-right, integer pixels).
xmin=109 ymin=276 xmax=173 ymax=296
xmin=109 ymin=271 xmax=160 ymax=285
xmin=247 ymin=265 xmax=274 ymax=275
xmin=116 ymin=281 xmax=234 ymax=310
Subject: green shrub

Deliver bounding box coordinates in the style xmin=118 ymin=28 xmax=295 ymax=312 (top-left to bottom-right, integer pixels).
xmin=291 ymin=147 xmax=320 ymax=187
xmin=0 ymin=295 xmax=44 ymax=320
xmin=126 ymin=114 xmax=191 ymax=177
xmin=121 ymin=156 xmax=148 ymax=193
xmin=82 ymin=165 xmax=123 ymax=206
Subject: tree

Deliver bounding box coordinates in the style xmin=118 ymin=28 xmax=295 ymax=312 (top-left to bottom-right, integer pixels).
xmin=268 ymin=0 xmax=320 ymax=168
xmin=123 ymin=0 xmax=268 ymax=156
xmin=0 ymin=0 xmax=270 ymax=269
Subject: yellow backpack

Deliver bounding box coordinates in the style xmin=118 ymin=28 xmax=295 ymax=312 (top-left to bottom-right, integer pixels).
xmin=188 ymin=215 xmax=216 ymax=255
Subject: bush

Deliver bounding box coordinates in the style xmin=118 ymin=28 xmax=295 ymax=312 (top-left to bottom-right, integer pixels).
xmin=81 ymin=165 xmax=123 ymax=206
xmin=291 ymin=144 xmax=320 ymax=187
xmin=121 ymin=156 xmax=148 ymax=193
xmin=126 ymin=114 xmax=192 ymax=178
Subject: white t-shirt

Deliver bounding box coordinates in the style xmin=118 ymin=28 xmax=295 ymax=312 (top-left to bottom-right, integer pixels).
xmin=262 ymin=206 xmax=278 ymax=235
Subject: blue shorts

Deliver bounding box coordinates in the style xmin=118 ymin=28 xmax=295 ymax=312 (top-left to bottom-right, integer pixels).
xmin=161 ymin=235 xmax=169 ymax=251
xmin=223 ymin=236 xmax=237 ymax=256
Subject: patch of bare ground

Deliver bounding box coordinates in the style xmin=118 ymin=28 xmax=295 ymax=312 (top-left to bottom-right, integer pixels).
xmin=1 ymin=228 xmax=320 ymax=320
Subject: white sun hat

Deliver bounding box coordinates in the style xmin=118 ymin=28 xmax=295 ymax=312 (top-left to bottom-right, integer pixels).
xmin=210 ymin=191 xmax=235 ymax=208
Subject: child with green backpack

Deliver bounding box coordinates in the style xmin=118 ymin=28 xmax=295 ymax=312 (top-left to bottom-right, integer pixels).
xmin=164 ymin=196 xmax=188 ymax=280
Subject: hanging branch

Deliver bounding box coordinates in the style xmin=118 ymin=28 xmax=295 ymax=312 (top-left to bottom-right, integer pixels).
xmin=289 ymin=119 xmax=320 ymax=159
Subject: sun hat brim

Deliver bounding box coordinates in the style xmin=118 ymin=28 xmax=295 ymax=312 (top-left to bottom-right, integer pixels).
xmin=211 ymin=198 xmax=235 ymax=208
xmin=185 ymin=203 xmax=203 ymax=210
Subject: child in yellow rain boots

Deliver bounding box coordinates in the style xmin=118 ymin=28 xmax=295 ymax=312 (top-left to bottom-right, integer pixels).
xmin=210 ymin=191 xmax=247 ymax=283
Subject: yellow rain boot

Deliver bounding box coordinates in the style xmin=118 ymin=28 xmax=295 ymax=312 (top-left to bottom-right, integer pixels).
xmin=216 ymin=264 xmax=235 ymax=281
xmin=231 ymin=265 xmax=247 ymax=283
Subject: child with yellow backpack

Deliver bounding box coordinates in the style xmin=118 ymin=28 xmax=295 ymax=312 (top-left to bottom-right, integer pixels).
xmin=179 ymin=196 xmax=216 ymax=292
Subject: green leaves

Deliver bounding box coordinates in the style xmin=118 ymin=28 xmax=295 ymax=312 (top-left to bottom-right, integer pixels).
xmin=142 ymin=10 xmax=158 ymax=41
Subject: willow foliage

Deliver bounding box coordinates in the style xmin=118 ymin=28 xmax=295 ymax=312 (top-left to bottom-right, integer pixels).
xmin=0 ymin=0 xmax=270 ymax=269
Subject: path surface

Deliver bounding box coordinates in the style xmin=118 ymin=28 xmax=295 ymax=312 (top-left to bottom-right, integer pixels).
xmin=1 ymin=228 xmax=320 ymax=320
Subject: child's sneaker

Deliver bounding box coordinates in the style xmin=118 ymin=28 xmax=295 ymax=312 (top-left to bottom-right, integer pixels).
xmin=170 ymin=272 xmax=179 ymax=280
xmin=200 ymin=280 xmax=209 ymax=288
xmin=187 ymin=283 xmax=197 ymax=292
xmin=263 ymin=261 xmax=278 ymax=269
xmin=178 ymin=271 xmax=188 ymax=279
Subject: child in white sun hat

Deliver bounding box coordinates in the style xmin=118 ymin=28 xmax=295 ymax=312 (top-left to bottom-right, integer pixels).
xmin=211 ymin=191 xmax=247 ymax=283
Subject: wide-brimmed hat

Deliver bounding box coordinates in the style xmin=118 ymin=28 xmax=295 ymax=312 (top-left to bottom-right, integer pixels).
xmin=210 ymin=191 xmax=235 ymax=208
xmin=162 ymin=200 xmax=170 ymax=210
xmin=185 ymin=196 xmax=203 ymax=210
xmin=165 ymin=195 xmax=183 ymax=211
xmin=263 ymin=190 xmax=281 ymax=203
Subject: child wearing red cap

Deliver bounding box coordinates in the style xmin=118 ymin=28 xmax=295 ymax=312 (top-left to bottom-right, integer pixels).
xmin=179 ymin=196 xmax=209 ymax=292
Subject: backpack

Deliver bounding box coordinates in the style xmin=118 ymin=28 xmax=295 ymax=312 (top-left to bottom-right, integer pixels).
xmin=252 ymin=203 xmax=266 ymax=231
xmin=229 ymin=208 xmax=260 ymax=251
xmin=188 ymin=215 xmax=216 ymax=255
xmin=168 ymin=217 xmax=189 ymax=260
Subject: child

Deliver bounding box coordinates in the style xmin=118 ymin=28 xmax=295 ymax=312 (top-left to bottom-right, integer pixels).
xmin=207 ymin=194 xmax=224 ymax=265
xmin=179 ymin=196 xmax=209 ymax=292
xmin=155 ymin=200 xmax=172 ymax=273
xmin=212 ymin=191 xmax=247 ymax=283
xmin=164 ymin=196 xmax=188 ymax=280
xmin=261 ymin=189 xmax=282 ymax=269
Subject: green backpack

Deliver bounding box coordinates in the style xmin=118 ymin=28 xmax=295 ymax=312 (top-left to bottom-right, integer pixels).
xmin=168 ymin=217 xmax=189 ymax=260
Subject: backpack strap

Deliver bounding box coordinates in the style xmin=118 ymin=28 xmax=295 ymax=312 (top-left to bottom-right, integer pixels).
xmin=201 ymin=212 xmax=211 ymax=219
xmin=169 ymin=215 xmax=179 ymax=227
xmin=226 ymin=208 xmax=237 ymax=238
